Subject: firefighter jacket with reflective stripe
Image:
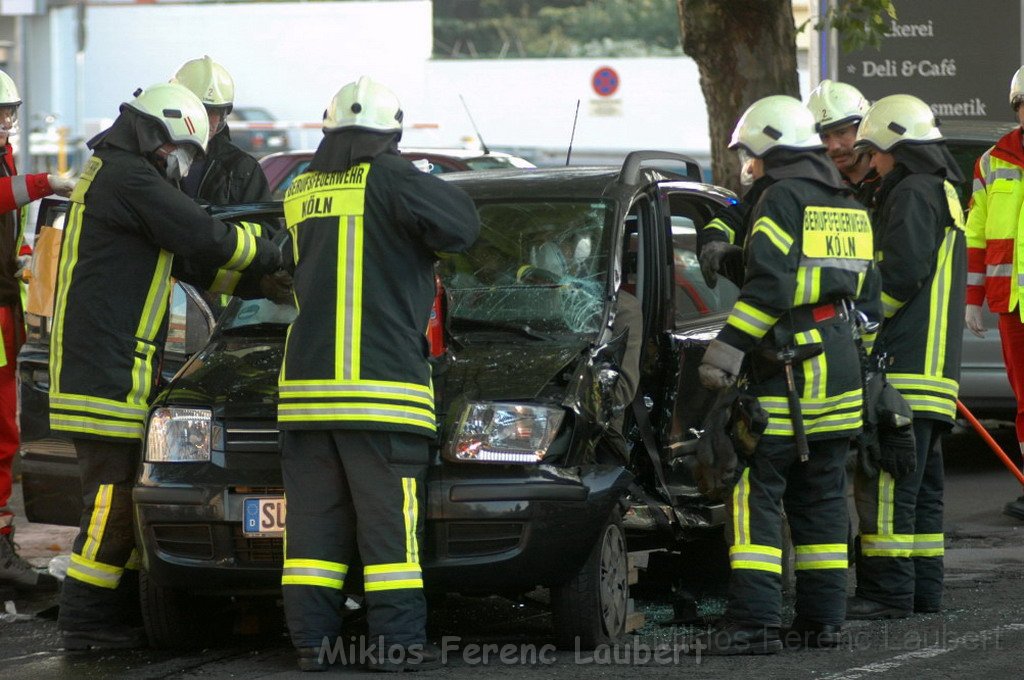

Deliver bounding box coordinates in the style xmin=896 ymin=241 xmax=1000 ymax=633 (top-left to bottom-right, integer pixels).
xmin=278 ymin=153 xmax=480 ymax=436
xmin=699 ymin=176 xmax=774 ymax=249
xmin=965 ymin=127 xmax=1024 ymax=316
xmin=0 ymin=143 xmax=54 ymax=364
xmin=715 ymin=176 xmax=881 ymax=440
xmin=49 ymin=148 xmax=282 ymax=441
xmin=873 ymin=171 xmax=966 ymax=424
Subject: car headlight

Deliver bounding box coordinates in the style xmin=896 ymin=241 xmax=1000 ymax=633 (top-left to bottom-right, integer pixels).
xmin=145 ymin=407 xmax=213 ymax=462
xmin=444 ymin=402 xmax=565 ymax=464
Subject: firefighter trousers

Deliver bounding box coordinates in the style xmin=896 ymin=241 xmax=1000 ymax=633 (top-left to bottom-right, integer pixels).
xmin=726 ymin=435 xmax=850 ymax=628
xmin=280 ymin=429 xmax=429 ymax=650
xmin=854 ymin=417 xmax=944 ymax=611
xmin=58 ymin=438 xmax=142 ymax=632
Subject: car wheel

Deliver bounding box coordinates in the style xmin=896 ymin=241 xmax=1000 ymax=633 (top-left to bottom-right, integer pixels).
xmin=551 ymin=509 xmax=629 ymax=650
xmin=139 ymin=569 xmax=221 ymax=649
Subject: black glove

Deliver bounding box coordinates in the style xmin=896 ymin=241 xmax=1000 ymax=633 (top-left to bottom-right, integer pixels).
xmin=698 ymin=240 xmax=743 ymax=288
xmin=858 ymin=370 xmax=916 ymax=480
xmin=695 ymin=387 xmax=740 ymax=499
xmin=260 ymin=269 xmax=294 ymax=305
xmin=876 ymin=381 xmax=916 ymax=479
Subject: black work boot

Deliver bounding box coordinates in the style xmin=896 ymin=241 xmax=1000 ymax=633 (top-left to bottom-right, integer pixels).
xmin=687 ymin=622 xmax=783 ymax=656
xmin=62 ymin=625 xmax=147 ymax=651
xmin=0 ymin=529 xmax=60 ymax=591
xmin=782 ymin=617 xmax=844 ymax=648
xmin=845 ymin=596 xmax=910 ymax=620
xmin=366 ymin=642 xmax=443 ymax=672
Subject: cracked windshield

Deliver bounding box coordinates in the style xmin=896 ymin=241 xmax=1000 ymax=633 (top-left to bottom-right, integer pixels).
xmin=439 ymin=200 xmax=613 ymax=337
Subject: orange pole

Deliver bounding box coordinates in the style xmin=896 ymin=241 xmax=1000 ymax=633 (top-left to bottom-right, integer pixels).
xmin=957 ymin=399 xmax=1024 ymax=486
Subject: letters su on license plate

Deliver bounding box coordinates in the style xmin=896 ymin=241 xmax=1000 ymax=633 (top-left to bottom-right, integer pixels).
xmin=243 ymin=496 xmax=286 ymax=537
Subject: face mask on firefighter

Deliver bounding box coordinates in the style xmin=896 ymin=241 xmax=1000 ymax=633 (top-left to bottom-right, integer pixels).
xmin=164 ymin=145 xmax=196 ymax=182
xmin=738 ymin=149 xmax=756 ymax=187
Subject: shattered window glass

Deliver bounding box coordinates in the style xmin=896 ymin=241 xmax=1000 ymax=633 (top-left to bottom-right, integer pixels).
xmin=440 ymin=200 xmax=613 ymax=337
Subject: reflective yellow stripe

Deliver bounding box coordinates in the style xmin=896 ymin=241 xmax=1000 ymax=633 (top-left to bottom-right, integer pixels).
xmin=237 ymin=220 xmax=264 ymax=238
xmin=729 ymin=544 xmax=783 ymax=573
xmin=50 ymin=200 xmax=88 ymax=394
xmin=705 ymin=218 xmax=735 ymax=244
xmin=886 ymin=374 xmax=959 ymax=397
xmin=50 ymin=394 xmax=148 ymax=421
xmin=877 ymin=471 xmax=895 ymax=537
xmin=726 ymin=300 xmax=778 ymax=339
xmin=67 ymin=552 xmax=122 ymax=589
xmin=794 ymin=543 xmax=848 ymax=570
xmin=281 ymin=558 xmax=348 ymax=589
xmin=403 ymin=477 xmax=419 ymax=564
xmin=278 ymin=379 xmax=434 ymax=406
xmin=363 ymin=562 xmax=424 ymax=591
xmin=881 ymin=291 xmax=903 ymax=318
xmin=925 ymin=228 xmax=956 ymax=379
xmin=129 ymin=251 xmax=172 ymax=408
xmin=861 ymin=533 xmax=914 ymax=557
xmin=277 ymin=402 xmax=436 ymax=432
xmin=49 ymin=414 xmax=144 ymax=439
xmin=796 ymin=329 xmax=825 ymax=400
xmin=793 ymin=265 xmax=821 ymax=306
xmin=210 ymin=268 xmax=242 ymax=295
xmin=125 ymin=549 xmax=140 ymax=571
xmin=222 ymin=224 xmax=258 ymax=271
xmin=83 ymin=484 xmax=113 ymax=562
xmin=911 ymin=533 xmax=945 ymax=557
xmin=732 ymin=468 xmax=751 ymax=546
xmin=751 ymin=216 xmax=794 ymax=254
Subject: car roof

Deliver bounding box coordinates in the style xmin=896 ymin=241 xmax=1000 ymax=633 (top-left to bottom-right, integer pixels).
xmin=438 ymin=164 xmax=730 ymax=203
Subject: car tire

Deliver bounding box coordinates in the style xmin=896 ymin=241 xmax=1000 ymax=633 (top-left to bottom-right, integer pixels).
xmin=140 ymin=569 xmax=219 ymax=649
xmin=551 ymin=509 xmax=629 ymax=650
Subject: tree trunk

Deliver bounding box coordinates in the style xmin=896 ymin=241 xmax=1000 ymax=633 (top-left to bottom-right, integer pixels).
xmin=677 ymin=0 xmax=800 ymax=194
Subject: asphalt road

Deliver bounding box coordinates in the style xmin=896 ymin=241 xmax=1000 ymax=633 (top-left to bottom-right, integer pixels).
xmin=2 ymin=426 xmax=1023 ymax=679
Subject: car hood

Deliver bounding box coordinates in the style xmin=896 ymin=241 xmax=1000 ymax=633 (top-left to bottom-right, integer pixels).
xmin=160 ymin=334 xmax=587 ymax=417
xmin=441 ymin=340 xmax=587 ymax=402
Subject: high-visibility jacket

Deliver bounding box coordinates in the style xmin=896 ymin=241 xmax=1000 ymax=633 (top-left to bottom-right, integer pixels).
xmin=0 ymin=143 xmax=55 ymax=366
xmin=49 ymin=148 xmax=282 ymax=441
xmin=873 ymin=170 xmax=966 ymax=424
xmin=714 ymin=175 xmax=881 ymax=440
xmin=965 ymin=127 xmax=1024 ymax=316
xmin=279 ymin=153 xmax=479 ymax=437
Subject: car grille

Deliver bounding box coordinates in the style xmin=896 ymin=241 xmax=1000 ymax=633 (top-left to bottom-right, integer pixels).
xmin=444 ymin=522 xmax=524 ymax=557
xmin=231 ymin=526 xmax=284 ymax=564
xmin=224 ymin=420 xmax=279 ymax=453
xmin=152 ymin=524 xmax=214 ymax=560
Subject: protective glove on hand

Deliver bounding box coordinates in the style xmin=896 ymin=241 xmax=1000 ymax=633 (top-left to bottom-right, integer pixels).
xmin=695 ymin=387 xmax=740 ymax=499
xmin=259 ymin=269 xmax=294 ymax=305
xmin=47 ymin=174 xmax=77 ymax=197
xmin=858 ymin=370 xmax=916 ymax=480
xmin=698 ymin=240 xmax=743 ymax=288
xmin=699 ymin=338 xmax=744 ymax=391
xmin=965 ymin=304 xmax=986 ymax=338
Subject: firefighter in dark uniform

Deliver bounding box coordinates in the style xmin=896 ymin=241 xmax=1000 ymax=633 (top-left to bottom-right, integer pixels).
xmin=695 ymin=95 xmax=880 ymax=654
xmin=171 ymin=56 xmax=272 ymax=207
xmin=277 ymin=77 xmax=479 ymax=672
xmin=697 ymin=161 xmax=774 ymax=288
xmin=50 ymin=83 xmax=283 ymax=650
xmin=807 ymin=80 xmax=881 ymax=208
xmin=847 ymin=94 xmax=966 ymax=619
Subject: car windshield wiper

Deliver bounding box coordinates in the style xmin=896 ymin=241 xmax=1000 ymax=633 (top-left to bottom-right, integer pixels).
xmin=449 ymin=317 xmax=555 ymax=341
xmin=219 ymin=322 xmax=290 ymax=335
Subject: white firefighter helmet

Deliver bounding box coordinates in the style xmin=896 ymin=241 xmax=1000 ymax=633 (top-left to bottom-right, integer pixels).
xmin=123 ymin=83 xmax=210 ymax=153
xmin=1010 ymin=65 xmax=1024 ymax=109
xmin=171 ymin=56 xmax=234 ymax=111
xmin=323 ymin=76 xmax=403 ymax=133
xmin=806 ymin=79 xmax=870 ymax=131
xmin=729 ymin=95 xmax=824 ymax=158
xmin=0 ymin=70 xmax=20 ymax=107
xmin=855 ymin=94 xmax=942 ymax=152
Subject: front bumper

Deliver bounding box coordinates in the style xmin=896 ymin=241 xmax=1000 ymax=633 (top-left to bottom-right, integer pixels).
xmin=134 ymin=462 xmax=632 ymax=596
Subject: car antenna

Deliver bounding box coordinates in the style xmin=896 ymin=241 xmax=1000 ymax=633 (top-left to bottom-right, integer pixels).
xmin=566 ymin=99 xmax=580 ymax=166
xmin=459 ymin=94 xmax=490 ymax=155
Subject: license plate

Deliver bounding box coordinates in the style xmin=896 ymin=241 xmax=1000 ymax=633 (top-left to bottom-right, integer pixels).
xmin=243 ymin=496 xmax=286 ymax=537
